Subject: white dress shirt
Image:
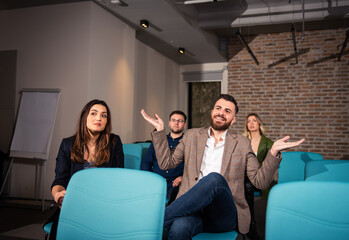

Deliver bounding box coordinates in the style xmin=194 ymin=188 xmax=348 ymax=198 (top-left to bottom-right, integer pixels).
xmin=199 ymin=128 xmax=227 ymax=179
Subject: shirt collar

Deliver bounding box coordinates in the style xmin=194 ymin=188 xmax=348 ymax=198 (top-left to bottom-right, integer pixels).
xmin=167 ymin=133 xmax=184 ymax=140
xmin=207 ymin=127 xmax=228 ymax=142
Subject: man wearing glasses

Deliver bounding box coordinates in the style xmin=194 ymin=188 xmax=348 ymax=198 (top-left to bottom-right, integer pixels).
xmin=141 ymin=110 xmax=187 ymax=205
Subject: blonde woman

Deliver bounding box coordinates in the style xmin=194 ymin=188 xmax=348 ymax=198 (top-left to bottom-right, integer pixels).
xmin=243 ymin=113 xmax=273 ymax=240
xmin=243 ymin=113 xmax=273 ymax=163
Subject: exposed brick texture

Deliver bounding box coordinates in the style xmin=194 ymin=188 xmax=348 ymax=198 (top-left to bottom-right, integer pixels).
xmin=228 ymin=28 xmax=349 ymax=160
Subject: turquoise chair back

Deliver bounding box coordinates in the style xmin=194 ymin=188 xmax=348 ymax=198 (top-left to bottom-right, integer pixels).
xmin=305 ymin=159 xmax=349 ymax=182
xmin=123 ymin=143 xmax=142 ymax=170
xmin=137 ymin=142 xmax=152 ymax=158
xmin=266 ymin=181 xmax=349 ymax=240
xmin=278 ymin=151 xmax=323 ymax=183
xmin=43 ymin=222 xmax=53 ymax=240
xmin=56 ymin=168 xmax=166 ymax=240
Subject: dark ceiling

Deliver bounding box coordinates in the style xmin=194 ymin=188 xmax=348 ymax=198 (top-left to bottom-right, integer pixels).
xmin=1 ymin=0 xmax=348 ymax=64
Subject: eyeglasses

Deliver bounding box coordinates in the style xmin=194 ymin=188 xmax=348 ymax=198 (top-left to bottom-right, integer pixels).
xmin=170 ymin=119 xmax=185 ymax=123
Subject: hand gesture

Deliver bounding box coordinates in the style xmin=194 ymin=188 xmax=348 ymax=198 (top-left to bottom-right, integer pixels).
xmin=54 ymin=190 xmax=66 ymax=208
xmin=140 ymin=109 xmax=164 ymax=131
xmin=270 ymin=136 xmax=305 ymax=156
xmin=172 ymin=176 xmax=183 ymax=187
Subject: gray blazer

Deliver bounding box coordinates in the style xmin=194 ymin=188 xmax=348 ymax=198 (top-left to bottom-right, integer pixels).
xmin=151 ymin=127 xmax=280 ymax=234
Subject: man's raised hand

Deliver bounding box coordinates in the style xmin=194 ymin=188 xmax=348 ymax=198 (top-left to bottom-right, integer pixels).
xmin=141 ymin=109 xmax=165 ymax=131
xmin=270 ymin=136 xmax=305 ymax=157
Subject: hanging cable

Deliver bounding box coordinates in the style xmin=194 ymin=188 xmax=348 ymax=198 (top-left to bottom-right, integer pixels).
xmin=338 ymin=30 xmax=349 ymax=61
xmin=302 ymin=0 xmax=305 ymax=41
xmin=291 ymin=24 xmax=298 ymax=64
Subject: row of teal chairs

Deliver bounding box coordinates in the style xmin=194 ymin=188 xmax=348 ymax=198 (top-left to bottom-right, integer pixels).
xmin=46 ymin=149 xmax=348 ymax=239
xmin=271 ymin=152 xmax=349 ymax=239
xmin=305 ymin=159 xmax=349 ymax=182
xmin=278 ymin=151 xmax=324 ymax=183
xmin=46 ymin=168 xmax=239 ymax=240
xmin=278 ymin=151 xmax=349 ymax=183
xmin=45 ymin=142 xmax=239 ymax=240
xmin=47 ymin=167 xmax=349 ymax=240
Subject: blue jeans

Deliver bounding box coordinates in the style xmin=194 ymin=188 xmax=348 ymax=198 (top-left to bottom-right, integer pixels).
xmin=164 ymin=172 xmax=238 ymax=240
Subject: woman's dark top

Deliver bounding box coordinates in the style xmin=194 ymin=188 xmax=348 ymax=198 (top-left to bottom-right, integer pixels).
xmin=48 ymin=133 xmax=123 ymax=240
xmin=256 ymin=134 xmax=274 ymax=164
xmin=51 ymin=133 xmax=124 ymax=190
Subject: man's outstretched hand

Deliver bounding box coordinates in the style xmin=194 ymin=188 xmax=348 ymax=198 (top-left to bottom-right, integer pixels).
xmin=270 ymin=136 xmax=305 ymax=157
xmin=141 ymin=109 xmax=165 ymax=132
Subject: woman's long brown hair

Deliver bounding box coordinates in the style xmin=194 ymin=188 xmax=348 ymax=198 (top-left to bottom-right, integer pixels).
xmin=71 ymin=99 xmax=113 ymax=166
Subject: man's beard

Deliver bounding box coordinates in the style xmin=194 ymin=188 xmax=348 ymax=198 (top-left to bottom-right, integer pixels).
xmin=170 ymin=127 xmax=184 ymax=134
xmin=210 ymin=115 xmax=232 ymax=131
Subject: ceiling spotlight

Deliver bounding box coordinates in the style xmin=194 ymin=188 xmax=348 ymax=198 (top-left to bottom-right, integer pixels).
xmin=140 ymin=20 xmax=149 ymax=28
xmin=178 ymin=48 xmax=185 ymax=54
xmin=110 ymin=0 xmax=128 ymax=7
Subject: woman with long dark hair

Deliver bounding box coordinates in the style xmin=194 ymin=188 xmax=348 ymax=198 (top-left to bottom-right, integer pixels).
xmin=48 ymin=99 xmax=124 ymax=239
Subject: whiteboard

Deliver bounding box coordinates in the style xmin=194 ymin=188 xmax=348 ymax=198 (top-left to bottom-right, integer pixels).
xmin=10 ymin=89 xmax=60 ymax=160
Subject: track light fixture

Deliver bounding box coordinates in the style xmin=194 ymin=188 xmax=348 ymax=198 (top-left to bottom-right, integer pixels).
xmin=140 ymin=20 xmax=149 ymax=28
xmin=235 ymin=30 xmax=259 ymax=65
xmin=110 ymin=0 xmax=128 ymax=7
xmin=178 ymin=48 xmax=185 ymax=54
xmin=139 ymin=19 xmax=163 ymax=32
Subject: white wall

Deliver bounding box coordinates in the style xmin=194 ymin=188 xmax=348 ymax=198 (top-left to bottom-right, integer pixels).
xmin=88 ymin=3 xmax=136 ymax=143
xmin=0 ymin=2 xmax=92 ymax=199
xmin=133 ymin=41 xmax=181 ymax=142
xmin=0 ymin=1 xmax=182 ymax=199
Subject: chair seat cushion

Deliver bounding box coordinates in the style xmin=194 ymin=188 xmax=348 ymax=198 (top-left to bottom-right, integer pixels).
xmin=193 ymin=231 xmax=238 ymax=240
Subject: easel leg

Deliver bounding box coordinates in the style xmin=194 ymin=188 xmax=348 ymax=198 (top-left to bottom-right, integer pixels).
xmin=0 ymin=158 xmax=14 ymax=197
xmin=42 ymin=160 xmax=46 ymax=211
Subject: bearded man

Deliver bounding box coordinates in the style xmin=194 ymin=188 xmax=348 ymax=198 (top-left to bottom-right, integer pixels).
xmin=141 ymin=94 xmax=304 ymax=240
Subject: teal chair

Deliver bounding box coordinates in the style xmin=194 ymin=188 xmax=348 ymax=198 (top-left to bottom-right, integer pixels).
xmin=43 ymin=222 xmax=53 ymax=240
xmin=265 ymin=181 xmax=349 ymax=240
xmin=305 ymin=159 xmax=349 ymax=182
xmin=123 ymin=143 xmax=142 ymax=170
xmin=193 ymin=231 xmax=238 ymax=240
xmin=56 ymin=168 xmax=166 ymax=240
xmin=278 ymin=151 xmax=323 ymax=183
xmin=137 ymin=142 xmax=152 ymax=158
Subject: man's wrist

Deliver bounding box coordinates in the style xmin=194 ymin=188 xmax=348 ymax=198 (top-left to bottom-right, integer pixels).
xmin=270 ymin=148 xmax=279 ymax=157
xmin=156 ymin=127 xmax=164 ymax=131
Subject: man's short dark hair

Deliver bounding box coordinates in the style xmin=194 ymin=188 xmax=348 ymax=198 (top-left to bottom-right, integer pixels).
xmin=169 ymin=110 xmax=187 ymax=122
xmin=213 ymin=94 xmax=239 ymax=114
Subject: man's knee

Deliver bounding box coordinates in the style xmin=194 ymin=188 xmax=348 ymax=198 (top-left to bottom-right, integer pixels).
xmin=168 ymin=217 xmax=202 ymax=240
xmin=204 ymin=172 xmax=227 ymax=187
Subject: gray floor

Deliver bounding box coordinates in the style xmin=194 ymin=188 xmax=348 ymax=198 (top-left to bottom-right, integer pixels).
xmin=0 ymin=198 xmax=267 ymax=240
xmin=0 ymin=200 xmax=57 ymax=240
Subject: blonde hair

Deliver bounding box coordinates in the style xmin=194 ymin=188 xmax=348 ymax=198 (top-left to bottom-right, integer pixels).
xmin=243 ymin=113 xmax=265 ymax=139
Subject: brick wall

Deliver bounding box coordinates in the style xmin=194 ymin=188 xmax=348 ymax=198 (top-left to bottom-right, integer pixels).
xmin=228 ymin=28 xmax=349 ymax=160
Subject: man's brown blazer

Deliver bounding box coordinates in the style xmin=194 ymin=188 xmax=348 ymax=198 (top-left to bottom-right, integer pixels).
xmin=151 ymin=127 xmax=281 ymax=234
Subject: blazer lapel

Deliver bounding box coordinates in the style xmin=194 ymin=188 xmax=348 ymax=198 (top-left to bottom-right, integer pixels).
xmin=221 ymin=128 xmax=238 ymax=176
xmin=196 ymin=127 xmax=209 ymax=173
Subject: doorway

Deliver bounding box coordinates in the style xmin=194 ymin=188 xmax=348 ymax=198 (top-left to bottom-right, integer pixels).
xmin=188 ymin=81 xmax=221 ymax=128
